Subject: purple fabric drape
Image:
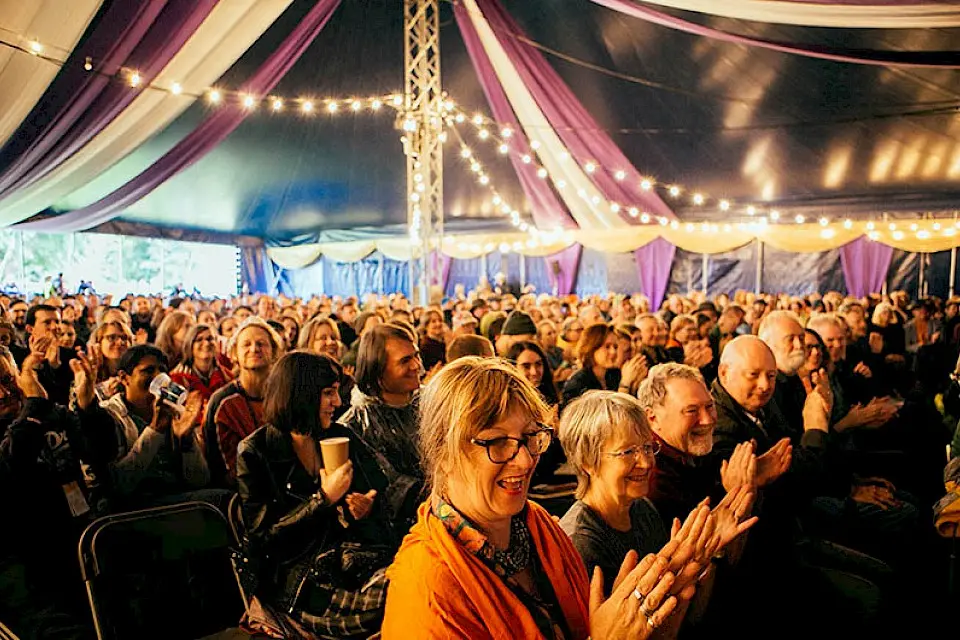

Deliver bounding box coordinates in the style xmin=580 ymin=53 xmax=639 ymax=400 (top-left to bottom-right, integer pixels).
xmin=546 ymin=243 xmax=583 ymax=296
xmin=454 ymin=3 xmax=576 ymax=231
xmin=473 ymin=0 xmax=674 ymax=220
xmin=839 ymin=236 xmax=893 ymax=298
xmin=634 ymin=237 xmax=676 ymax=310
xmin=591 ymin=0 xmax=960 ymax=69
xmin=428 ymin=251 xmax=454 ymax=293
xmin=0 ymin=0 xmax=218 ymax=198
xmin=19 ymin=0 xmax=342 ymax=233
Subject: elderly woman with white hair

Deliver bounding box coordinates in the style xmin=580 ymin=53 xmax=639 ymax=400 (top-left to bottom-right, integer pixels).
xmin=558 ymin=390 xmax=758 ymax=635
xmin=383 ymin=358 xmax=687 ymax=639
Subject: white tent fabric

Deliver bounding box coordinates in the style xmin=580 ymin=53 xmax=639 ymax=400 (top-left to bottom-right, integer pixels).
xmin=0 ymin=0 xmax=293 ymax=226
xmin=461 ymin=0 xmax=629 ymax=230
xmin=629 ymin=0 xmax=960 ymax=28
xmin=0 ymin=0 xmax=104 ymax=147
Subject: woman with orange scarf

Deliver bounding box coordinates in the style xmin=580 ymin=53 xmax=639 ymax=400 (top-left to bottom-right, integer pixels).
xmin=383 ymin=357 xmax=690 ymax=639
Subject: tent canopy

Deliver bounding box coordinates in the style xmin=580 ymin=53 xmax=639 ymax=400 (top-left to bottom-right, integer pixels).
xmin=4 ymin=0 xmax=960 ymax=243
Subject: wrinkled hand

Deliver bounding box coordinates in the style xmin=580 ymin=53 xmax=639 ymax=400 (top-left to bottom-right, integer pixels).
xmin=711 ymin=484 xmax=759 ymax=550
xmin=346 ymin=489 xmax=377 ymax=520
xmin=857 ymin=397 xmax=898 ymax=429
xmin=755 ymin=437 xmax=792 ymax=487
xmin=660 ymin=503 xmax=718 ymax=597
xmin=68 ymin=350 xmax=97 ymax=410
xmin=853 ymin=362 xmax=872 ymax=379
xmin=320 ymin=459 xmax=354 ymax=504
xmin=589 ymin=551 xmax=681 ymax=640
xmin=171 ymin=391 xmax=203 ymax=439
xmin=720 ymin=441 xmax=757 ymax=492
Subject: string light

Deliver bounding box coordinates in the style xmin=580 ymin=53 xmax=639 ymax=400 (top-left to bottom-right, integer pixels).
xmin=692 ymin=193 xmax=704 ymax=205
xmin=242 ymin=94 xmax=255 ymax=110
xmin=28 ymin=41 xmax=42 ymax=55
xmin=301 ymin=100 xmax=314 ymax=114
xmin=327 ymin=101 xmax=338 ymax=113
xmin=371 ymin=99 xmax=382 ymax=111
xmin=719 ymin=199 xmax=730 ymax=211
xmin=129 ymin=71 xmax=141 ymax=87
xmin=669 ymin=186 xmax=680 ymax=198
xmin=170 ymin=82 xmax=182 ymax=95
xmin=794 ymin=215 xmax=805 ymax=224
xmin=207 ymin=89 xmax=221 ymax=104
xmin=351 ymin=100 xmax=362 ymax=111
xmin=770 ymin=210 xmax=780 ymax=221
xmin=84 ymin=57 xmax=93 ymax=72
xmin=614 ymin=170 xmax=626 ymax=181
xmin=272 ymin=98 xmax=284 ymax=111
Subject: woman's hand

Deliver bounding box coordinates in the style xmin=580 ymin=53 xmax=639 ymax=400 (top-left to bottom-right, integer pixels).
xmin=346 ymin=489 xmax=377 ymax=520
xmin=659 ymin=504 xmax=717 ymax=597
xmin=620 ymin=355 xmax=649 ymax=391
xmin=320 ymin=460 xmax=354 ymax=504
xmin=589 ymin=551 xmax=680 ymax=640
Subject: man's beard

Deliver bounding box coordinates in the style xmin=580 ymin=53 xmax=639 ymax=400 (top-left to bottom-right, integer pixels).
xmin=781 ymin=350 xmax=806 ymax=375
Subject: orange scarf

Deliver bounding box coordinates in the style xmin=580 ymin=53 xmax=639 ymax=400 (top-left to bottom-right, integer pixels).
xmin=383 ymin=500 xmax=590 ymax=639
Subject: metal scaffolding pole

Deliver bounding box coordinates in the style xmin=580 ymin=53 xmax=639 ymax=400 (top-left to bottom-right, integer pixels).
xmin=400 ymin=0 xmax=443 ymax=306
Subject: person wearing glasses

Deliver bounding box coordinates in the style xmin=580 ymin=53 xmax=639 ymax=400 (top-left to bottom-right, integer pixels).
xmin=559 ymin=389 xmax=757 ymax=637
xmin=383 ymin=357 xmax=691 ymax=639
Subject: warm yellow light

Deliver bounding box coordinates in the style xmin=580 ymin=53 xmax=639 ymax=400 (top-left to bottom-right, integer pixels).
xmin=770 ymin=210 xmax=780 ymax=221
xmin=614 ymin=170 xmax=626 ymax=181
xmin=536 ymin=168 xmax=548 ymax=179
xmin=669 ymin=186 xmax=680 ymax=197
xmin=719 ymin=200 xmax=730 ymax=211
xmin=272 ymin=98 xmax=284 ymax=111
xmin=351 ymin=100 xmax=362 ymax=111
xmin=171 ymin=82 xmax=182 ymax=95
xmin=819 ymin=217 xmax=828 ymax=226
xmin=242 ymin=95 xmax=255 ymax=109
xmin=208 ymin=90 xmax=221 ymax=104
xmin=843 ymin=219 xmax=853 ymax=229
xmin=327 ymin=101 xmax=339 ymax=113
xmin=371 ymin=99 xmax=382 ymax=110
xmin=460 ymin=147 xmax=472 ymax=159
xmin=584 ymin=162 xmax=596 ymax=174
xmin=473 ymin=114 xmax=484 ymax=126
xmin=746 ymin=205 xmax=756 ymax=216
xmin=498 ymin=143 xmax=509 ymax=154
xmin=28 ymin=41 xmax=42 ymax=55
xmin=521 ymin=155 xmax=531 ymax=164
xmin=692 ymin=193 xmax=704 ymax=205
xmin=795 ymin=215 xmax=805 ymax=224
xmin=640 ymin=213 xmax=650 ymax=224
xmin=641 ymin=179 xmax=653 ymax=191
xmin=129 ymin=72 xmax=141 ymax=87
xmin=501 ymin=128 xmax=512 ymax=138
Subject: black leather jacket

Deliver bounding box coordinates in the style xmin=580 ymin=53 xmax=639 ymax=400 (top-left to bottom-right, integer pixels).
xmin=236 ymin=423 xmax=393 ymax=613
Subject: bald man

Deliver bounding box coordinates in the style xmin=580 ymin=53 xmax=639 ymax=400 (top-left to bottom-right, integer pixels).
xmin=711 ymin=335 xmax=832 ymax=493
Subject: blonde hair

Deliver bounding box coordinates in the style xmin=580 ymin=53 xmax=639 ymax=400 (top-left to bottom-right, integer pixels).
xmin=559 ymin=390 xmax=651 ymax=499
xmin=297 ymin=316 xmax=341 ymax=350
xmin=419 ymin=357 xmax=549 ymax=495
xmin=228 ymin=317 xmax=285 ymax=373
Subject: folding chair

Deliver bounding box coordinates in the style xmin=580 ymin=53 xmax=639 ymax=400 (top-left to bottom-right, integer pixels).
xmin=0 ymin=619 xmax=20 ymax=640
xmin=225 ymin=493 xmax=253 ymax=615
xmin=78 ymin=501 xmax=245 ymax=640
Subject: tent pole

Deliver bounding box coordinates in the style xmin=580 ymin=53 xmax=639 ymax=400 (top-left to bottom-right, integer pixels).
xmin=701 ymin=253 xmax=708 ymax=296
xmin=401 ymin=0 xmax=443 ymax=306
xmin=519 ymin=253 xmax=526 ymax=289
xmin=950 ymin=247 xmax=957 ymax=298
xmin=378 ymin=253 xmax=385 ymax=294
xmin=918 ymin=253 xmax=925 ymax=298
xmin=755 ymin=239 xmax=763 ymax=295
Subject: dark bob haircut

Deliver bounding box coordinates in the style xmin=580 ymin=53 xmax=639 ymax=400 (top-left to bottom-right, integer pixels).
xmin=263 ymin=351 xmax=343 ymax=435
xmin=117 ymin=344 xmax=168 ymax=375
xmin=355 ymin=322 xmax=417 ymax=398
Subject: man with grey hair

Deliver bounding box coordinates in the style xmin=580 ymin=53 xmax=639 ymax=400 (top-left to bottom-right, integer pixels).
xmin=639 ymin=362 xmax=762 ymax=528
xmin=758 ymin=310 xmax=833 ymax=437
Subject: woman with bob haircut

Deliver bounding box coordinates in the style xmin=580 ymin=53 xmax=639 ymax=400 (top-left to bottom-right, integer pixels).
xmin=382 ymin=357 xmax=688 ymax=639
xmin=237 ymin=351 xmax=395 ymax=638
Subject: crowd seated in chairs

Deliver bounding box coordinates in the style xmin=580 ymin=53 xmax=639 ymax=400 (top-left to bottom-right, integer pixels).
xmin=0 ymin=285 xmax=958 ymax=638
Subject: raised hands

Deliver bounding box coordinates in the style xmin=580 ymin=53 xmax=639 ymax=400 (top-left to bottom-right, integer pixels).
xmin=171 ymin=391 xmax=204 ymax=440
xmin=721 ymin=441 xmax=757 ymax=492
xmin=755 ymin=437 xmax=792 ymax=487
xmin=68 ymin=349 xmax=97 ymax=410
xmin=711 ymin=484 xmax=758 ymax=550
xmin=17 ymin=334 xmax=52 ymax=399
xmin=620 ymin=355 xmax=650 ymax=393
xmin=660 ymin=503 xmax=717 ymax=598
xmin=589 ymin=550 xmax=680 ymax=640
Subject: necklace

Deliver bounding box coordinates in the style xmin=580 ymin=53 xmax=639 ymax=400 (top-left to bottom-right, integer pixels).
xmin=492 ymin=515 xmax=532 ymax=579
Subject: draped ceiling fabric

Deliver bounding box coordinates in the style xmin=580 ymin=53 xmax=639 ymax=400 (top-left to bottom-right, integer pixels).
xmin=590 ymin=0 xmax=960 ymax=68
xmin=635 ymin=237 xmax=675 ymax=310
xmin=839 ymin=235 xmax=894 ymax=298
xmin=469 ymin=0 xmax=674 ymax=221
xmin=0 ymin=0 xmax=103 ymax=148
xmin=0 ymin=0 xmax=220 ymax=198
xmin=460 ymin=0 xmax=631 ymax=230
xmin=636 ymin=0 xmax=960 ymax=28
xmin=18 ymin=0 xmax=342 ymax=233
xmin=454 ymin=1 xmax=577 ymax=231
xmin=0 ymin=0 xmax=293 ymax=226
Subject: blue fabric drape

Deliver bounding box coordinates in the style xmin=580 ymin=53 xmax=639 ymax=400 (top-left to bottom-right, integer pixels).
xmin=446 ymin=257 xmax=484 ymax=297
xmin=575 ymin=247 xmax=609 ymax=297
xmin=523 ymin=256 xmax=552 ymax=296
xmin=240 ymin=245 xmax=277 ymax=295
xmin=761 ymin=246 xmax=844 ymax=295
xmin=381 ymin=255 xmax=410 ymax=298
xmin=276 ymin=259 xmax=324 ymax=298
xmin=888 ymin=250 xmax=920 ymax=298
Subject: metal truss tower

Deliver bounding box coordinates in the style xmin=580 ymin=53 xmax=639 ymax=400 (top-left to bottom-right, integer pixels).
xmin=400 ymin=0 xmax=443 ymax=306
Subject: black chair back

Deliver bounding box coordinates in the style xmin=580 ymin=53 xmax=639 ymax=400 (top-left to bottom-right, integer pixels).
xmin=78 ymin=501 xmax=243 ymax=640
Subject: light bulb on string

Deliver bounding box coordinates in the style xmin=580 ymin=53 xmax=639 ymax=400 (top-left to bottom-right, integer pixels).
xmin=84 ymin=57 xmax=93 ymax=72
xmin=669 ymin=186 xmax=680 ymax=198
xmin=641 ymin=179 xmax=652 ymax=191
xmin=28 ymin=41 xmax=42 ymax=55
xmin=501 ymin=128 xmax=512 ymax=138
xmin=460 ymin=147 xmax=472 ymax=159
xmin=472 ymin=114 xmax=484 ymax=126
xmin=498 ymin=143 xmax=509 ymax=154
xmin=843 ymin=219 xmax=853 ymax=229
xmin=171 ymin=82 xmax=182 ymax=95
xmin=692 ymin=193 xmax=704 ymax=205
xmin=327 ymin=101 xmax=338 ymax=113
xmin=351 ymin=100 xmax=362 ymax=111
xmin=770 ymin=210 xmax=780 ymax=221
xmin=640 ymin=213 xmax=650 ymax=224
xmin=584 ymin=162 xmax=596 ymax=174
xmin=521 ymin=155 xmax=531 ymax=164
xmin=478 ymin=129 xmax=489 ymax=140
xmin=272 ymin=98 xmax=284 ymax=111
xmin=614 ymin=170 xmax=626 ymax=181
xmin=301 ymin=100 xmax=314 ymax=113
xmin=536 ymin=168 xmax=548 ymax=178
xmin=819 ymin=217 xmax=828 ymax=226
xmin=866 ymin=221 xmax=875 ymax=230
xmin=746 ymin=205 xmax=756 ymax=216
xmin=392 ymin=95 xmax=403 ymax=106
xmin=371 ymin=99 xmax=382 ymax=110
xmin=719 ymin=200 xmax=730 ymax=212
xmin=455 ymin=113 xmax=465 ymax=123
xmin=242 ymin=95 xmax=256 ymax=110
xmin=794 ymin=215 xmax=805 ymax=224
xmin=207 ymin=89 xmax=221 ymax=104
xmin=530 ymin=141 xmax=541 ymax=150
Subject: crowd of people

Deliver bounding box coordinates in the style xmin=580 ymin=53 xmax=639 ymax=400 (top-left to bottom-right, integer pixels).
xmin=0 ymin=283 xmax=957 ymax=639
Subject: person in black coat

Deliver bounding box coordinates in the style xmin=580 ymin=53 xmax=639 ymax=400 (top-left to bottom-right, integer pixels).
xmin=236 ymin=351 xmax=396 ymax=638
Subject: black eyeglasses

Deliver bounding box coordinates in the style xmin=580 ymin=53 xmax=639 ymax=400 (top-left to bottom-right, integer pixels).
xmin=471 ymin=425 xmax=554 ymax=464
